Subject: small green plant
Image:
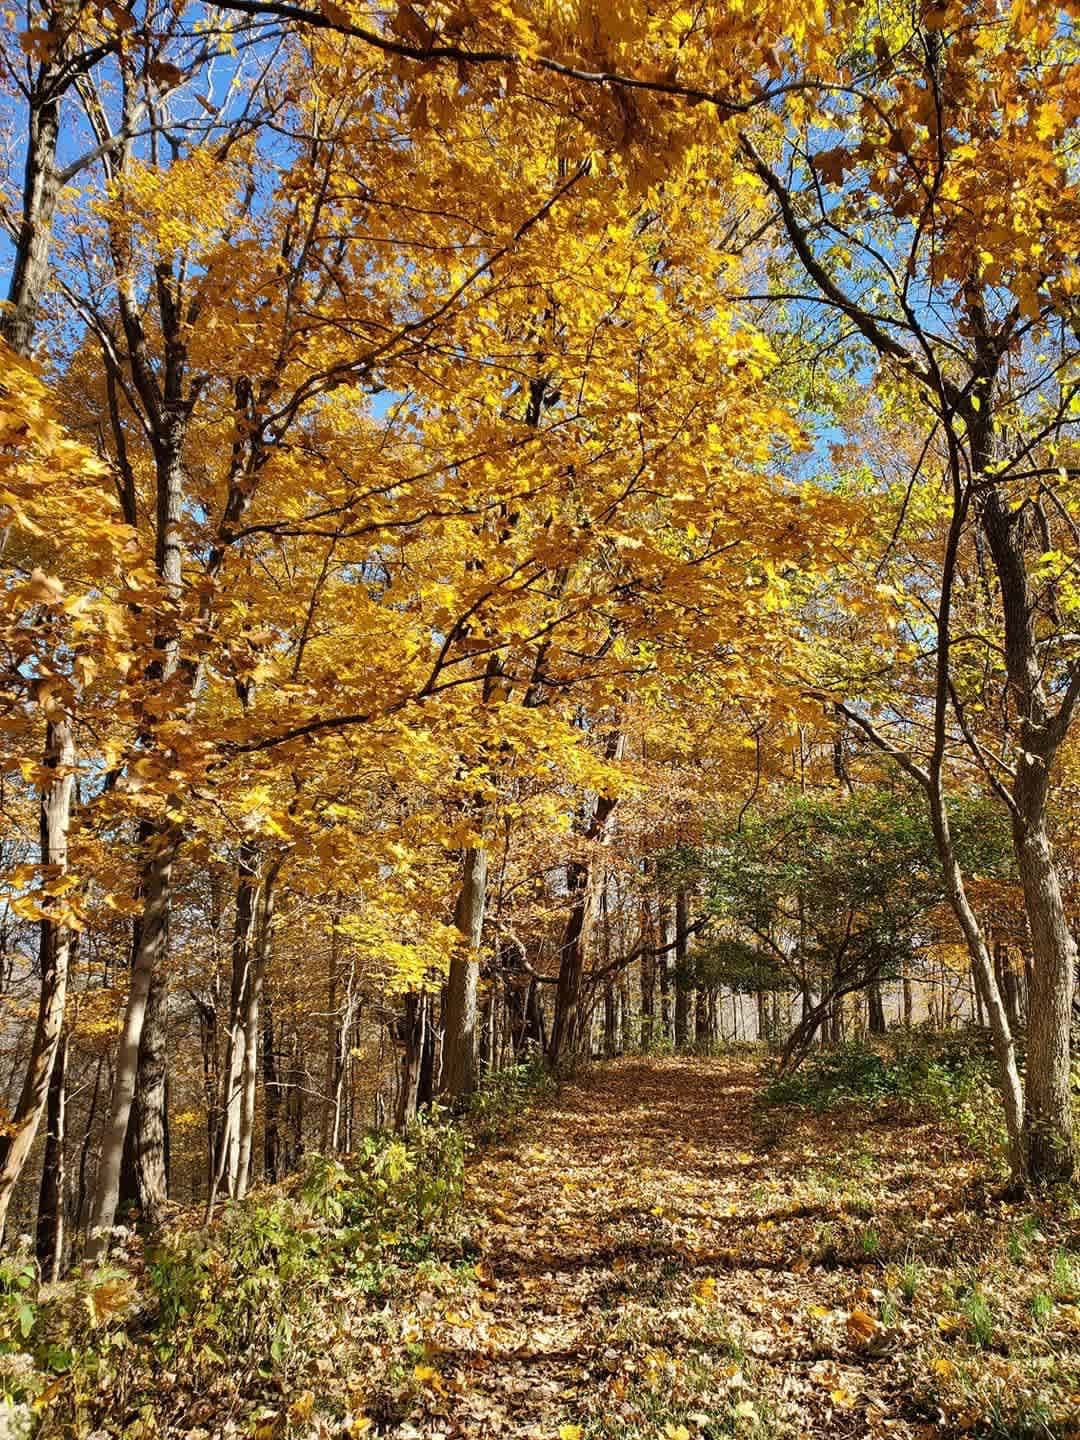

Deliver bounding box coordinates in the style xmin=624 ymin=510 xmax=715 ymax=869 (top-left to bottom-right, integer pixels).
xmin=961 ymin=1288 xmax=995 ymax=1350
xmin=860 ymin=1227 xmax=881 ymax=1257
xmin=0 ymin=1256 xmax=38 ymax=1352
xmin=1050 ymin=1248 xmax=1077 ymax=1300
xmin=467 ymin=1057 xmax=555 ymax=1143
xmin=1030 ymin=1291 xmax=1054 ymax=1326
xmin=1006 ymin=1215 xmax=1040 ymax=1263
xmin=899 ymin=1256 xmax=925 ymax=1301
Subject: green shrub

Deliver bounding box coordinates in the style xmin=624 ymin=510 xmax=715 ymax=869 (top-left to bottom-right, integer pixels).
xmin=467 ymin=1056 xmax=555 ymax=1143
xmin=303 ymin=1105 xmax=464 ymax=1246
xmin=760 ymin=1034 xmax=1006 ymax=1166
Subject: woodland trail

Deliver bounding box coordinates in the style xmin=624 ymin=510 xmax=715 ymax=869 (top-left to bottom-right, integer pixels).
xmin=393 ymin=1056 xmax=1027 ymax=1440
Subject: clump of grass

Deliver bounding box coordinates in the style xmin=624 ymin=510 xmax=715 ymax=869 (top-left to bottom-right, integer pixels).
xmin=961 ymin=1288 xmax=996 ymax=1350
xmin=899 ymin=1256 xmax=925 ymax=1301
xmin=1006 ymin=1215 xmax=1040 ymax=1263
xmin=1030 ymin=1291 xmax=1054 ymax=1326
xmin=1051 ymin=1248 xmax=1078 ymax=1300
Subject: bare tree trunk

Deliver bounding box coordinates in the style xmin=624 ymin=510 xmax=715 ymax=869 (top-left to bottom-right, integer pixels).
xmin=35 ymin=1029 xmax=68 ymax=1281
xmin=87 ymin=827 xmax=177 ymax=1259
xmin=657 ymin=899 xmax=673 ymax=1045
xmin=694 ymin=986 xmax=707 ymax=1049
xmin=119 ymin=962 xmax=169 ymax=1229
xmin=603 ymin=983 xmax=617 ymax=1057
xmin=443 ymin=846 xmax=488 ymax=1099
xmin=619 ymin=973 xmax=633 ymax=1053
xmin=237 ymin=873 xmax=275 ymax=1195
xmin=74 ymin=1053 xmax=104 ymax=1242
xmin=977 ymin=406 xmax=1076 ymax=1181
xmin=397 ymin=992 xmax=428 ymax=1128
xmin=320 ymin=916 xmax=339 ymax=1151
xmin=197 ymin=992 xmax=221 ymax=1190
xmin=932 ymin=796 xmax=1026 ymax=1181
xmin=707 ymin=987 xmax=719 ymax=1044
xmin=418 ymin=993 xmax=438 ymax=1107
xmin=263 ymin=999 xmax=282 ymax=1183
xmin=673 ymin=889 xmax=691 ymax=1049
xmin=0 ymin=716 xmax=74 ymax=1237
xmin=522 ymin=978 xmax=546 ymax=1055
xmin=867 ymin=979 xmax=886 ymax=1035
xmin=1 ymin=31 xmax=63 ymax=356
xmin=330 ymin=966 xmax=356 ymax=1151
xmin=902 ymin=961 xmax=914 ymax=1029
xmin=1015 ymin=817 xmax=1076 ymax=1181
xmin=286 ymin=1029 xmax=305 ymax=1170
xmin=550 ymin=733 xmax=623 ymax=1064
xmin=212 ymin=842 xmax=259 ymax=1207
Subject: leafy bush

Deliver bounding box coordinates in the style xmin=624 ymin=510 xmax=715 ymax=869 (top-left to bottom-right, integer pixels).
xmin=303 ymin=1104 xmax=465 ymax=1249
xmin=467 ymin=1056 xmax=556 ymax=1143
xmin=763 ymin=1034 xmax=995 ymax=1110
xmin=760 ymin=1034 xmax=1007 ymax=1165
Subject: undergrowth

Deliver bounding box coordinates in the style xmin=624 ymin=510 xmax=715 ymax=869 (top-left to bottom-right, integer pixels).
xmin=0 ymin=1059 xmax=554 ymax=1437
xmin=760 ymin=1032 xmax=1007 ymax=1164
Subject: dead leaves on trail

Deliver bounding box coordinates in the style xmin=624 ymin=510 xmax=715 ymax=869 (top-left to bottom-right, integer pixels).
xmin=336 ymin=1057 xmax=1079 ymax=1439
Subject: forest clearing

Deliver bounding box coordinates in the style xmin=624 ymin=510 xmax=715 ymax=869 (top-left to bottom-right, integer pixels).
xmin=2 ymin=0 xmax=1080 ymax=1434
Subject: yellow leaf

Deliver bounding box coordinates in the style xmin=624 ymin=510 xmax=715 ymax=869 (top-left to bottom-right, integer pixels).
xmin=831 ymin=1387 xmax=857 ymax=1409
xmin=288 ymin=1391 xmax=315 ymax=1423
xmin=559 ymin=1427 xmax=583 ymax=1440
xmin=846 ymin=1308 xmax=880 ymax=1343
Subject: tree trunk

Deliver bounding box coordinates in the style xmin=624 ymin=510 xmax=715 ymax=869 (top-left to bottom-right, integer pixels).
xmin=397 ymin=991 xmax=428 ymax=1128
xmin=443 ymin=846 xmax=488 ymax=1099
xmin=211 ymin=841 xmax=259 ymax=1207
xmin=930 ymin=787 xmax=1027 ymax=1183
xmin=2 ymin=56 xmax=61 ymax=355
xmin=329 ymin=966 xmax=356 ymax=1151
xmin=0 ymin=715 xmax=75 ymax=1237
xmin=619 ymin=973 xmax=633 ymax=1053
xmin=418 ymin=993 xmax=438 ymax=1107
xmin=639 ymin=947 xmax=655 ymax=1052
xmin=981 ymin=467 xmax=1076 ymax=1183
xmin=119 ymin=962 xmax=169 ymax=1229
xmin=237 ymin=874 xmax=275 ymax=1196
xmin=867 ymin=979 xmax=886 ymax=1035
xmin=902 ymin=962 xmax=914 ymax=1029
xmin=86 ymin=826 xmax=177 ymax=1260
xmin=673 ymin=889 xmax=691 ymax=1049
xmin=320 ymin=917 xmax=339 ymax=1151
xmin=285 ymin=1029 xmax=305 ymax=1170
xmin=603 ymin=983 xmax=617 ymax=1058
xmin=35 ymin=1029 xmax=68 ymax=1281
xmin=657 ymin=899 xmax=673 ymax=1045
xmin=263 ymin=999 xmax=283 ymax=1184
xmin=1015 ymin=816 xmax=1076 ymax=1182
xmin=197 ymin=992 xmax=221 ymax=1191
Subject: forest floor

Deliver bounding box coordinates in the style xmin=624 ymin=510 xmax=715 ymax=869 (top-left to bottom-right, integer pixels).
xmin=364 ymin=1055 xmax=1080 ymax=1440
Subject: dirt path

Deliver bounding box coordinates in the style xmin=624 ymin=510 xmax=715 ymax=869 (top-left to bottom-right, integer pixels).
xmin=389 ymin=1056 xmax=1077 ymax=1440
